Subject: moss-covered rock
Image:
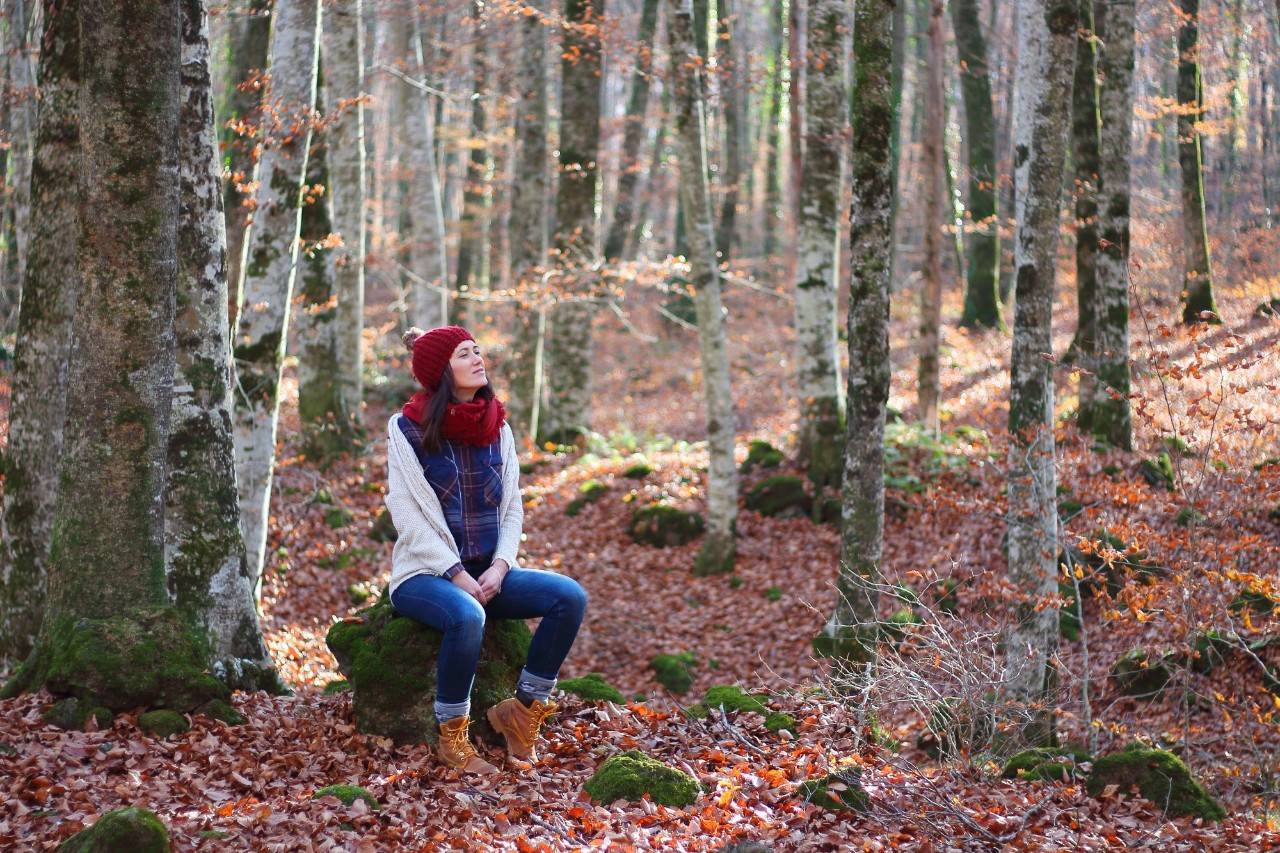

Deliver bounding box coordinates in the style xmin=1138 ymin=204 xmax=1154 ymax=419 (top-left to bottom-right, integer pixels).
xmin=1111 ymin=648 xmax=1172 ymax=698
xmin=566 ymin=479 xmax=608 ymax=517
xmin=1139 ymin=452 xmax=1176 ymax=490
xmin=57 ymin=807 xmax=170 ymax=853
xmin=584 ymin=749 xmax=700 ymax=807
xmin=1175 ymin=631 xmax=1232 ymax=675
xmin=197 ymin=698 xmax=245 ymax=726
xmin=882 ymin=609 xmax=922 ymax=643
xmin=740 ymin=440 xmax=784 ymax=473
xmin=933 ymin=579 xmax=960 ymax=615
xmin=43 ymin=698 xmax=112 ymax=731
xmin=312 ymin=784 xmax=380 ymax=811
xmin=1001 ymin=747 xmax=1092 ymax=782
xmin=1059 ymin=580 xmax=1082 ymax=642
xmin=686 ymin=685 xmax=796 ymax=734
xmin=649 ymin=652 xmax=696 ymax=695
xmin=325 ymin=594 xmax=530 ymax=745
xmin=558 ymin=672 xmax=624 ymax=703
xmin=916 ymin=698 xmax=994 ymax=760
xmin=796 ymin=769 xmax=870 ymax=812
xmin=629 ymin=504 xmax=705 ymax=547
xmin=816 ymin=496 xmax=842 ymax=527
xmin=138 ymin=710 xmax=190 ymax=738
xmin=1086 ymin=746 xmax=1225 ymax=821
xmin=1255 ymin=297 xmax=1280 ymax=318
xmin=369 ymin=508 xmax=398 ymax=543
xmin=623 ymin=461 xmax=653 ymax=479
xmin=323 ymin=679 xmax=351 ymax=695
xmin=324 ymin=506 xmax=355 ymax=530
xmin=1174 ymin=506 xmax=1206 ymax=527
xmin=744 ymin=476 xmax=811 ymax=518
xmin=1059 ymin=529 xmax=1166 ymax=598
xmin=1230 ymin=589 xmax=1277 ymax=619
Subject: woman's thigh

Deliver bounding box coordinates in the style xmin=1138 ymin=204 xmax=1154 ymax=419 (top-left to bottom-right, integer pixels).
xmin=486 ymin=568 xmax=587 ymax=620
xmin=390 ymin=573 xmax=485 ymax=631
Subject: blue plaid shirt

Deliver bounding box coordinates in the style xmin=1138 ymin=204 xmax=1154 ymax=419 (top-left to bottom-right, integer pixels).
xmin=396 ymin=414 xmax=503 ymax=576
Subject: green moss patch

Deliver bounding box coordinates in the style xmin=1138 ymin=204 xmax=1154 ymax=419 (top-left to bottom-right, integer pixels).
xmin=740 ymin=439 xmax=784 ymax=473
xmin=649 ymin=652 xmax=697 ymax=695
xmin=916 ymin=699 xmax=993 ymax=760
xmin=566 ymin=480 xmax=608 ymax=517
xmin=313 ymin=784 xmax=380 ymax=811
xmin=326 ymin=594 xmax=530 ymax=745
xmin=369 ymin=508 xmax=398 ymax=543
xmin=1059 ymin=529 xmax=1166 ymax=598
xmin=1139 ymin=452 xmax=1176 ymax=490
xmin=324 ymin=507 xmax=355 ymax=530
xmin=559 ymin=672 xmax=625 ymax=703
xmin=584 ymin=749 xmax=700 ymax=807
xmin=138 ymin=709 xmax=190 ymax=738
xmin=323 ymin=679 xmax=351 ymax=695
xmin=58 ymin=807 xmax=170 ymax=853
xmin=1174 ymin=506 xmax=1205 ymax=527
xmin=197 ymin=699 xmax=245 ymax=726
xmin=685 ymin=685 xmax=795 ymax=734
xmin=623 ymin=461 xmax=653 ymax=479
xmin=796 ymin=769 xmax=870 ymax=812
xmin=1001 ymin=747 xmax=1091 ymax=782
xmin=882 ymin=609 xmax=922 ymax=643
xmin=1111 ymin=648 xmax=1173 ymax=698
xmin=43 ymin=698 xmax=111 ymax=731
xmin=1086 ymin=746 xmax=1225 ymax=821
xmin=1059 ymin=581 xmax=1082 ymax=642
xmin=744 ymin=476 xmax=811 ymax=518
xmin=629 ymin=504 xmax=705 ymax=547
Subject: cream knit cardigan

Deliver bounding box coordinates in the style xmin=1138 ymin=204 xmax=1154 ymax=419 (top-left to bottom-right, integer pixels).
xmin=384 ymin=414 xmax=524 ymax=597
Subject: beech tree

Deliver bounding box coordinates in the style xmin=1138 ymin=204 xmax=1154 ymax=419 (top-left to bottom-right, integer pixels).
xmin=1176 ymin=0 xmax=1218 ymax=323
xmin=603 ymin=0 xmax=660 ymax=262
xmin=666 ymin=0 xmax=738 ymax=576
xmin=917 ymin=0 xmax=945 ymax=434
xmin=1067 ymin=0 xmax=1100 ymax=363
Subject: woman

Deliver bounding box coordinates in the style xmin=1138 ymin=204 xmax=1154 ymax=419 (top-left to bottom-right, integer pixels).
xmin=384 ymin=325 xmax=588 ymax=774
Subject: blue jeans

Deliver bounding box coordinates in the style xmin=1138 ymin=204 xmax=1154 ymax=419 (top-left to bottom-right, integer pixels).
xmin=390 ymin=558 xmax=587 ymax=714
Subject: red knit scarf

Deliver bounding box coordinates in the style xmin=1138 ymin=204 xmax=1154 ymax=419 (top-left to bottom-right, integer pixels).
xmin=403 ymin=392 xmax=506 ymax=447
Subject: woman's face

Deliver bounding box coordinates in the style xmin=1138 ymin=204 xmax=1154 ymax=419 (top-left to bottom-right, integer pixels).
xmin=448 ymin=339 xmax=487 ymax=397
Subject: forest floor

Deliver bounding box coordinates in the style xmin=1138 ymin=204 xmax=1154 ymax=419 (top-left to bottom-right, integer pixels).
xmin=3 ymin=219 xmax=1280 ymax=849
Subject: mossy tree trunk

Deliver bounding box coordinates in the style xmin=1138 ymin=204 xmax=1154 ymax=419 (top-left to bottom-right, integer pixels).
xmin=506 ymin=0 xmax=551 ymax=440
xmin=170 ymin=0 xmax=278 ymax=692
xmin=715 ymin=0 xmax=744 ymax=261
xmin=1078 ymin=0 xmax=1133 ymax=448
xmin=1002 ymin=0 xmax=1076 ymax=750
xmin=666 ymin=0 xmax=738 ymax=576
xmin=4 ymin=0 xmax=34 ymax=296
xmin=0 ymin=0 xmax=80 ymax=666
xmin=762 ymin=0 xmax=784 ymax=257
xmin=952 ymin=0 xmax=1002 ymax=329
xmin=1175 ymin=0 xmax=1217 ymax=323
xmin=817 ymin=0 xmax=895 ymax=666
xmin=793 ymin=0 xmax=846 ymax=490
xmin=1066 ymin=0 xmax=1100 ymax=363
xmin=917 ymin=0 xmax=945 ymax=434
xmin=323 ymin=0 xmax=366 ymax=439
xmin=603 ymin=0 xmax=660 ymax=262
xmin=452 ymin=0 xmax=489 ymax=294
xmin=541 ymin=0 xmax=604 ymax=445
xmin=5 ymin=0 xmax=226 ymax=714
xmin=233 ymin=0 xmax=321 ymax=599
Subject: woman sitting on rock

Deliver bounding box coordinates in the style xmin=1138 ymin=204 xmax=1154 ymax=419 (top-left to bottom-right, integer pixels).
xmin=384 ymin=325 xmax=588 ymax=774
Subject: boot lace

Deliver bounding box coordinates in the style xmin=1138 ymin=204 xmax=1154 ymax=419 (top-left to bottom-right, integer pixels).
xmin=525 ymin=701 xmax=557 ymax=743
xmin=443 ymin=720 xmax=479 ymax=761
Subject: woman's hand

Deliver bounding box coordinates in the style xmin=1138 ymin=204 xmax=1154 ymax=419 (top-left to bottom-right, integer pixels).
xmin=476 ymin=559 xmax=509 ymax=604
xmin=450 ymin=570 xmax=486 ymax=603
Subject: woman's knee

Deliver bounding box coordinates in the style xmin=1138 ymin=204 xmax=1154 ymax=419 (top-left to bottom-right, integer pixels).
xmin=560 ymin=579 xmax=588 ymax=619
xmin=449 ymin=598 xmax=487 ymax=642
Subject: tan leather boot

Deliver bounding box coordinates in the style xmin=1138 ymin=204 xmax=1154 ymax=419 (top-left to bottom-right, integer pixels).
xmin=486 ymin=697 xmax=557 ymax=763
xmin=437 ymin=715 xmax=498 ymax=774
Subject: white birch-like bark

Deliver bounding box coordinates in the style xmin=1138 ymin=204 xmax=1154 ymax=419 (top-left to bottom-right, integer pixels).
xmin=666 ymin=0 xmax=737 ymax=575
xmin=793 ymin=0 xmax=846 ymax=489
xmin=917 ymin=0 xmax=945 ymax=433
xmin=170 ymin=0 xmax=278 ymax=690
xmin=1002 ymin=0 xmax=1076 ymax=748
xmin=232 ymin=0 xmax=321 ymax=597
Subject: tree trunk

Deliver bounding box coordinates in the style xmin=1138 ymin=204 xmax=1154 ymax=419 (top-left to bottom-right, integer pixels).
xmin=666 ymin=0 xmax=738 ymax=576
xmin=1002 ymin=0 xmax=1076 ymax=750
xmin=917 ymin=0 xmax=944 ymax=433
xmin=323 ymin=0 xmax=365 ymax=434
xmin=1078 ymin=0 xmax=1132 ymax=448
xmin=170 ymin=0 xmax=278 ymax=692
xmin=5 ymin=0 xmax=35 ymax=300
xmin=951 ymin=0 xmax=1002 ymax=329
xmin=1176 ymin=0 xmax=1217 ymax=323
xmin=793 ymin=0 xmax=845 ymax=488
xmin=507 ymin=0 xmax=551 ymax=439
xmin=1066 ymin=0 xmax=1099 ymax=363
xmin=715 ymin=0 xmax=744 ymax=260
xmin=603 ymin=0 xmax=660 ymax=261
xmin=0 ymin=0 xmax=80 ymax=666
xmin=222 ymin=0 xmax=271 ymax=317
xmin=541 ymin=0 xmax=603 ymax=445
xmin=816 ymin=0 xmax=895 ymax=667
xmin=762 ymin=0 xmax=784 ymax=257
xmin=402 ymin=5 xmax=448 ymax=329
xmin=5 ymin=0 xmax=227 ymax=714
xmin=232 ymin=0 xmax=321 ymax=599
xmin=453 ymin=0 xmax=489 ymax=294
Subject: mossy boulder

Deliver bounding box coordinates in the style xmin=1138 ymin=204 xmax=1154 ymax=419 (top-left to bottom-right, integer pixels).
xmin=916 ymin=698 xmax=994 ymax=760
xmin=629 ymin=504 xmax=705 ymax=547
xmin=1059 ymin=581 xmax=1082 ymax=642
xmin=313 ymin=784 xmax=380 ymax=811
xmin=882 ymin=609 xmax=922 ymax=643
xmin=1111 ymin=648 xmax=1172 ymax=698
xmin=796 ymin=769 xmax=870 ymax=812
xmin=1086 ymin=746 xmax=1225 ymax=821
xmin=323 ymin=679 xmax=351 ymax=695
xmin=584 ymin=749 xmax=700 ymax=807
xmin=58 ymin=807 xmax=169 ymax=853
xmin=138 ymin=710 xmax=190 ymax=738
xmin=1174 ymin=631 xmax=1232 ymax=675
xmin=565 ymin=479 xmax=608 ymax=517
xmin=324 ymin=506 xmax=355 ymax=530
xmin=1230 ymin=589 xmax=1277 ymax=619
xmin=559 ymin=672 xmax=625 ymax=703
xmin=685 ymin=685 xmax=795 ymax=734
xmin=1001 ymin=747 xmax=1092 ymax=782
xmin=649 ymin=651 xmax=696 ymax=694
xmin=1255 ymin=297 xmax=1280 ymax=318
xmin=1174 ymin=506 xmax=1206 ymax=527
xmin=740 ymin=439 xmax=784 ymax=473
xmin=1139 ymin=452 xmax=1176 ymax=490
xmin=623 ymin=461 xmax=653 ymax=479
xmin=197 ymin=698 xmax=245 ymax=726
xmin=816 ymin=496 xmax=842 ymax=527
xmin=1059 ymin=529 xmax=1166 ymax=597
xmin=325 ymin=594 xmax=530 ymax=745
xmin=43 ymin=697 xmax=112 ymax=731
xmin=744 ymin=476 xmax=811 ymax=518
xmin=369 ymin=508 xmax=398 ymax=543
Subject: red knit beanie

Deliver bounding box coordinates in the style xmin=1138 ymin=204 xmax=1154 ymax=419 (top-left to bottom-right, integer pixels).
xmin=404 ymin=325 xmax=474 ymax=393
